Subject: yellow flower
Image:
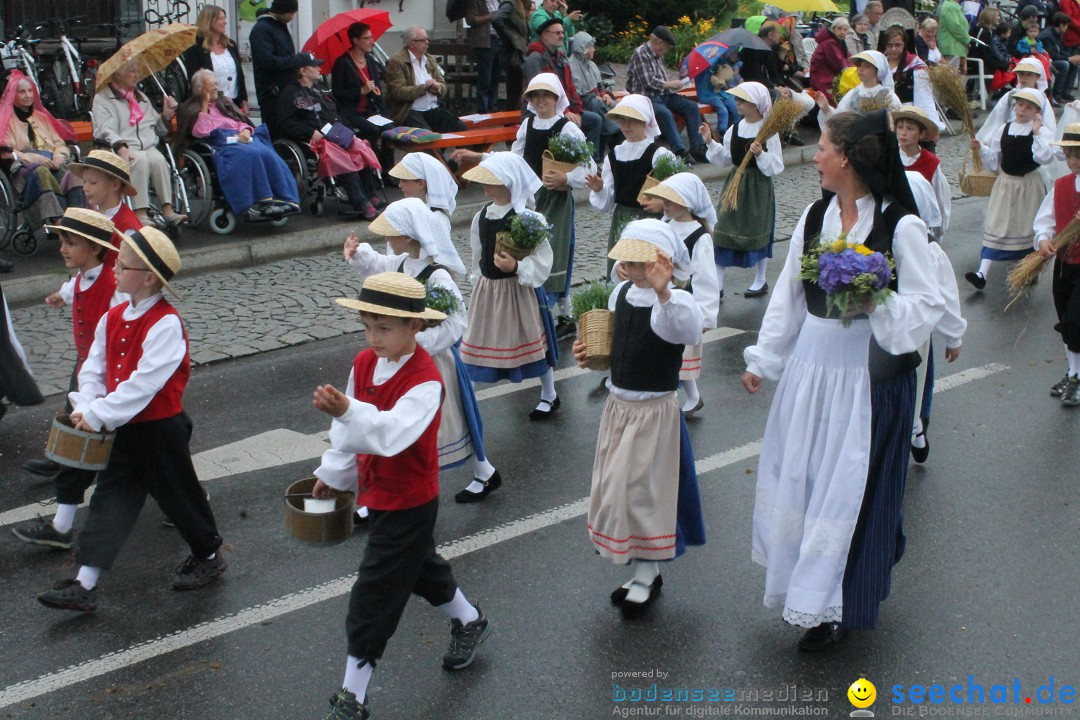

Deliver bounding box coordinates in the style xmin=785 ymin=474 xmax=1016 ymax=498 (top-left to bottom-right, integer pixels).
xmin=830 ymin=239 xmax=848 ymax=253
xmin=854 ymin=244 xmax=873 ymax=256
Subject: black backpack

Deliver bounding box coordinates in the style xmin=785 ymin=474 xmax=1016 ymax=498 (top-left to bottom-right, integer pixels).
xmin=446 ymin=0 xmax=468 ymax=22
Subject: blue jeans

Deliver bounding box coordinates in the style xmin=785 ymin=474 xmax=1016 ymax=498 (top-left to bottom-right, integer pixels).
xmin=474 ymin=38 xmax=502 ymax=113
xmin=651 ymin=93 xmax=704 ymax=153
xmin=1052 ymin=59 xmax=1071 ymax=97
xmin=579 ymin=109 xmax=603 ymax=161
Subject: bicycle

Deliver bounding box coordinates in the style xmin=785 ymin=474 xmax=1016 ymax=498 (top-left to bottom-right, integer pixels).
xmin=1 ymin=25 xmax=43 ymax=95
xmin=70 ymin=21 xmax=134 ymax=116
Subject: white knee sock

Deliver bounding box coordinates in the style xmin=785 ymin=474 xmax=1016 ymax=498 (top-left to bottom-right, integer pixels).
xmin=749 ymin=259 xmax=768 ymax=291
xmin=1068 ymin=349 xmax=1080 ymax=377
xmin=76 ymin=566 xmax=101 ymax=590
xmin=624 ymin=560 xmax=660 ymax=603
xmin=439 ymin=588 xmax=480 ymax=624
xmin=716 ymin=265 xmax=726 ymax=293
xmin=681 ymin=380 xmax=700 ymax=412
xmin=539 ymin=368 xmax=557 ymax=403
xmin=53 ymin=504 xmax=77 ymax=533
xmin=343 ymin=656 xmax=373 ymax=703
xmin=472 ymin=457 xmax=496 ymax=481
xmin=978 ymin=258 xmax=992 ymax=278
xmin=911 ymin=417 xmax=926 ymax=448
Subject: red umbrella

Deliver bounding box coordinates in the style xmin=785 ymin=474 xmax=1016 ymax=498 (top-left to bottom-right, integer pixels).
xmin=302 ymin=9 xmax=393 ymax=75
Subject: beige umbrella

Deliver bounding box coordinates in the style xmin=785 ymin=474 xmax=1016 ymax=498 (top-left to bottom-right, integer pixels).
xmin=95 ymin=24 xmax=197 ymax=93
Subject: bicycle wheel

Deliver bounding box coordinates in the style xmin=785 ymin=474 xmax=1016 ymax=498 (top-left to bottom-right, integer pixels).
xmin=177 ymin=149 xmax=213 ymax=227
xmin=50 ymin=60 xmax=77 ymax=120
xmin=0 ymin=171 xmax=15 ymax=250
xmin=37 ymin=69 xmax=71 ymax=120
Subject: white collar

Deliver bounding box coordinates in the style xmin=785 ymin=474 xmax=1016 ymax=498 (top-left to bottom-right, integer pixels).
xmin=372 ymin=351 xmax=415 ymax=384
xmin=101 ymin=203 xmax=124 ymax=219
xmin=80 ymin=264 xmax=104 ymax=282
xmin=899 ymin=148 xmax=920 ymax=166
xmin=123 ymin=292 xmax=163 ymax=319
xmin=484 ymin=202 xmax=514 ymax=219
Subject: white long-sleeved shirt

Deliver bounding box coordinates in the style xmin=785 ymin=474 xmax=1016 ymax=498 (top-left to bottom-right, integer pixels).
xmin=900 ymin=149 xmax=952 ymax=237
xmin=977 ymin=120 xmax=1055 ymax=172
xmin=704 ymin=118 xmax=784 ymax=178
xmin=348 ymin=246 xmax=467 ymax=356
xmin=927 ymin=242 xmax=966 ymax=349
xmin=604 ymin=281 xmax=703 ymax=401
xmin=669 ymin=219 xmax=720 ymax=329
xmin=69 ymin=293 xmax=187 ymax=432
xmin=57 ymin=264 xmax=128 ymax=307
xmin=977 ymin=88 xmax=1059 ymax=146
xmin=818 ymin=84 xmax=901 ymax=132
xmin=1033 ymin=174 xmax=1080 ymax=247
xmin=588 ymin=138 xmax=675 ymax=213
xmin=744 ymin=194 xmax=945 ymax=381
xmin=511 ymin=114 xmax=594 ymax=189
xmin=468 ymin=204 xmax=553 ymax=288
xmin=313 ymin=352 xmax=442 ymax=492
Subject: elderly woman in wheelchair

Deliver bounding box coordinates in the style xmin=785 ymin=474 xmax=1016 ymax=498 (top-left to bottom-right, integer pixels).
xmin=175 ymin=69 xmax=299 ymax=224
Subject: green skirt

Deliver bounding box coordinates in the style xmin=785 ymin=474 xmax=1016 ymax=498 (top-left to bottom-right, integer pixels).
xmin=607 ymin=204 xmax=660 ymax=274
xmin=713 ymin=166 xmax=774 ymax=254
xmin=536 ymin=186 xmax=575 ymax=298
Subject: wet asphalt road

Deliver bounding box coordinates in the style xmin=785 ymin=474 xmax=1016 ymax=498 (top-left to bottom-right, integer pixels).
xmin=0 ymin=197 xmax=1078 ymax=720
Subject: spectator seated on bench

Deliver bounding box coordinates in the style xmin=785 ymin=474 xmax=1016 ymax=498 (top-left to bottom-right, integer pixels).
xmin=384 ymin=27 xmax=467 ymax=134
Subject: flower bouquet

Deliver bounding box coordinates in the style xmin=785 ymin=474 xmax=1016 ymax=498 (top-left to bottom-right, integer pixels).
xmin=572 ymin=279 xmax=615 ymax=370
xmin=543 ymin=135 xmax=595 ymax=191
xmin=637 ymin=153 xmax=692 ymax=204
xmin=495 ymin=212 xmax=553 ymax=262
xmin=425 ymin=282 xmax=462 ymax=316
xmin=799 ymin=235 xmax=895 ymax=326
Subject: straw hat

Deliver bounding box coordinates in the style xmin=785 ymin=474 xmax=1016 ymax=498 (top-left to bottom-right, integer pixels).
xmin=1054 ymin=122 xmax=1080 ymax=147
xmin=1014 ymin=57 xmax=1045 ymax=78
xmin=387 ymin=160 xmax=420 ymax=181
xmin=461 ymin=165 xmax=503 ymax=185
xmin=1012 ymin=88 xmax=1044 ymax=108
xmin=889 ymin=105 xmax=940 ymax=142
xmin=369 ymin=211 xmax=406 ymax=237
xmin=67 ymin=150 xmax=138 ymax=196
xmin=524 ymin=77 xmax=561 ymax=97
xmin=124 ymin=227 xmax=182 ymax=297
xmin=43 ymin=208 xmax=116 ymax=250
xmin=641 ymin=182 xmax=688 ymax=208
xmin=606 ymin=104 xmax=648 ymax=123
xmin=727 ymin=84 xmax=757 ymax=106
xmin=335 ymin=272 xmax=446 ymax=321
xmin=608 ymin=237 xmax=658 ymax=263
xmin=849 ymin=50 xmax=879 ymax=67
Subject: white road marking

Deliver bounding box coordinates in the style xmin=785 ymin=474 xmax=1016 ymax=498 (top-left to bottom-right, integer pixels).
xmin=0 ymin=362 xmax=1010 ymax=708
xmin=1 ymin=328 xmax=747 ymax=529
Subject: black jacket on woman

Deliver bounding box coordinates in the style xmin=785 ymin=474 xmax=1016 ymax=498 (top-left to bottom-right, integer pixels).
xmin=181 ymin=37 xmax=248 ymax=105
xmin=276 ymin=81 xmax=342 ymax=145
xmin=330 ymin=53 xmax=388 ymax=130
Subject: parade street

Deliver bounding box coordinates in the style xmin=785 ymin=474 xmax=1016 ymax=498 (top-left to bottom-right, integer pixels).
xmin=0 ymin=132 xmax=1078 ymax=719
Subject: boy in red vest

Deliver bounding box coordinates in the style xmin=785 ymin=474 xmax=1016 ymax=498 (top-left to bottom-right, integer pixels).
xmin=37 ymin=227 xmax=224 ymax=612
xmin=892 ymin=106 xmax=951 ymax=242
xmin=13 ymin=208 xmax=126 ymax=549
xmin=312 ymin=272 xmax=490 ymax=720
xmin=1034 ymin=123 xmax=1080 ymax=406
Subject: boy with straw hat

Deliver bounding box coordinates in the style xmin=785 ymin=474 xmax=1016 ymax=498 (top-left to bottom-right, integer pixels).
xmin=573 ymin=219 xmax=706 ymax=618
xmin=343 ymin=197 xmax=502 ymax=503
xmin=37 ymin=227 xmax=225 ymax=613
xmin=1031 ymin=123 xmax=1080 ymax=406
xmin=312 ymin=272 xmax=491 ymax=720
xmin=13 ymin=208 xmax=125 ymax=550
xmin=67 ymin=150 xmax=143 ymax=251
xmin=891 ymin=105 xmax=951 ymax=242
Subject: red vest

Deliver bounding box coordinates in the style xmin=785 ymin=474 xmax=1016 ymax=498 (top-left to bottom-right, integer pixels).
xmin=1054 ymin=175 xmax=1080 ymax=265
xmin=108 ymin=204 xmax=142 ymax=264
xmin=906 ymin=149 xmax=941 ymax=184
xmin=352 ymin=347 xmax=443 ymax=511
xmin=104 ymin=298 xmax=191 ymax=423
xmin=72 ymin=264 xmax=117 ymax=371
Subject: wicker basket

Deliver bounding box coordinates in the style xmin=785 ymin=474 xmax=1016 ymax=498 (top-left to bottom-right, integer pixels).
xmin=494 ymin=230 xmax=533 ymax=261
xmin=541 ymin=150 xmax=578 ymax=191
xmin=577 ymin=308 xmax=615 ymax=370
xmin=635 ymin=173 xmax=660 ymax=205
xmin=959 ymin=163 xmax=997 ymax=197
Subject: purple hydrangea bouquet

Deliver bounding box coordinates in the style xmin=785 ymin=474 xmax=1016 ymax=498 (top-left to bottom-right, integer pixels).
xmin=800 ymin=234 xmax=895 ymax=326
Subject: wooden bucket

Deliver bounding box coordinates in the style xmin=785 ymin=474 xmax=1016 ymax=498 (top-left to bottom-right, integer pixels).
xmin=578 ymin=309 xmax=615 ymax=371
xmin=44 ymin=414 xmax=115 ymax=470
xmin=284 ymin=477 xmax=355 ymax=547
xmin=635 ymin=173 xmax=660 ymax=205
xmin=494 ymin=230 xmax=533 ymax=262
xmin=541 ymin=150 xmax=577 ymax=191
xmin=959 ymin=163 xmax=997 ymax=197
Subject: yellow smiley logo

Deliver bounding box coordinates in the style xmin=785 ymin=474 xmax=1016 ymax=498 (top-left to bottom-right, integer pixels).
xmin=848 ymin=678 xmax=877 ymax=709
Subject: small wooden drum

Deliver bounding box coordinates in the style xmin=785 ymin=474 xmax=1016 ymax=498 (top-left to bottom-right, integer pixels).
xmin=284 ymin=477 xmax=355 ymax=546
xmin=44 ymin=414 xmax=115 ymax=471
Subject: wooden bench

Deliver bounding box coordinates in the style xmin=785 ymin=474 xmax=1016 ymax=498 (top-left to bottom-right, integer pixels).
xmin=70 ymin=121 xmax=94 ymax=143
xmin=429 ymin=41 xmax=479 ymax=115
xmin=387 ymin=125 xmax=520 ymax=185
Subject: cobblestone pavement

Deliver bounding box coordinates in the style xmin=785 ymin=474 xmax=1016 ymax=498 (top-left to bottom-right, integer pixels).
xmin=11 ymin=132 xmax=978 ymax=397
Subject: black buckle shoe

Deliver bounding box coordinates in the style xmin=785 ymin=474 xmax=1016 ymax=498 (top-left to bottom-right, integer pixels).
xmin=619 ymin=575 xmax=663 ymax=618
xmin=454 ymin=471 xmax=502 ymax=503
xmin=797 ymin=622 xmax=847 ymax=651
xmin=744 ymin=283 xmax=769 ymax=298
xmin=964 ymin=271 xmax=986 ymax=290
xmin=910 ymin=430 xmax=929 ymax=464
xmin=528 ymin=395 xmax=560 ymax=420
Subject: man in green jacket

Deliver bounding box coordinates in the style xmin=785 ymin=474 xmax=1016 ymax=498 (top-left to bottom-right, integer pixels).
xmin=529 ymin=0 xmax=581 ymax=52
xmin=938 ymin=0 xmax=971 ymax=73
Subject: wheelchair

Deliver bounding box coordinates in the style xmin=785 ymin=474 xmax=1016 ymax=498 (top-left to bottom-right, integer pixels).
xmin=271 ymin=136 xmax=386 ymax=218
xmin=0 ymin=141 xmax=82 ymax=256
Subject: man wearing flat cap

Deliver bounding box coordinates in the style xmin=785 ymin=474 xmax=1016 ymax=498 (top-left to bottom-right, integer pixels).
xmin=250 ymin=0 xmax=314 ymax=137
xmin=626 ymin=26 xmax=708 ymax=164
xmin=384 ymin=26 xmax=467 ymax=132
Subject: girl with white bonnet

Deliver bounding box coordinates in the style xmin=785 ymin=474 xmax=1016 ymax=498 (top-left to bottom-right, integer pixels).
xmin=385 ymin=152 xmax=458 ymax=241
xmin=815 ymin=50 xmax=901 ymax=126
xmin=343 ymin=197 xmax=503 ymax=505
xmin=639 ymin=173 xmax=720 ymax=416
xmin=574 ymin=218 xmax=706 ymax=618
xmin=702 ymin=81 xmax=785 ymax=299
xmin=459 ymin=152 xmax=561 ymax=421
xmin=978 ymin=57 xmax=1058 ymax=147
xmin=585 ymin=94 xmax=675 ymax=266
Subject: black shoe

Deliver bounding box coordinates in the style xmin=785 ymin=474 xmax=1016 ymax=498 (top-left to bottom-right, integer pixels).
xmin=23 ymin=458 xmax=61 ymax=476
xmin=172 ymin=553 xmax=227 ymax=591
xmin=1051 ymin=374 xmax=1072 ymax=397
xmin=744 ymin=283 xmax=769 ymax=298
xmin=964 ymin=271 xmax=986 ymax=290
xmin=798 ymin=622 xmax=847 ymax=651
xmin=442 ymin=606 xmax=491 ymax=670
xmin=555 ymin=316 xmax=576 ymax=340
xmin=528 ymin=395 xmax=560 ymax=420
xmin=682 ymin=398 xmax=705 ymax=419
xmin=910 ymin=430 xmax=929 ymax=464
xmin=12 ymin=515 xmax=75 ymax=549
xmin=610 ymin=573 xmax=663 ymax=606
xmin=455 ymin=471 xmax=502 ymax=503
xmin=689 ymin=145 xmax=709 ymax=164
xmin=620 ymin=575 xmax=663 ymax=618
xmin=38 ymin=578 xmax=97 ymax=612
xmin=325 ymin=688 xmax=370 ymax=720
xmin=1062 ymin=376 xmax=1080 ymax=407
xmin=0 ymin=257 xmax=13 ymax=273
xmin=353 ymin=507 xmax=370 ymax=528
